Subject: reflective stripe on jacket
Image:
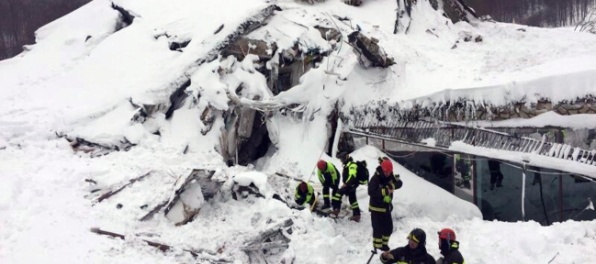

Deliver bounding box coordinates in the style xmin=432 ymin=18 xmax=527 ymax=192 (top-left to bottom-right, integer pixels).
xmin=294 ymin=183 xmax=315 ymax=206
xmin=368 ymin=166 xmax=402 ymax=214
xmin=317 ymin=161 xmax=339 ymax=186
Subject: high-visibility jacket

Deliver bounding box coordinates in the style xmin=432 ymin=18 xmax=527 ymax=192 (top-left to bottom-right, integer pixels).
xmin=317 ymin=161 xmax=340 ymax=187
xmin=341 ymin=161 xmax=359 ymax=187
xmin=294 ymin=183 xmax=315 ymax=206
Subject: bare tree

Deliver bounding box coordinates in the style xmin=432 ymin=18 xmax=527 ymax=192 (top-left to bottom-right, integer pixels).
xmin=576 ymin=7 xmax=596 ymax=33
xmin=0 ymin=0 xmax=90 ymax=60
xmin=464 ymin=0 xmax=596 ymax=27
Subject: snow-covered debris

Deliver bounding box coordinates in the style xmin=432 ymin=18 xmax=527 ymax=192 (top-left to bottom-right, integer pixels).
xmin=1 ymin=0 xmax=596 ymax=264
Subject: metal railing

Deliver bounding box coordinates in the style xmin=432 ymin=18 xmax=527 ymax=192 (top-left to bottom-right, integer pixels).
xmin=346 ymin=118 xmax=596 ymax=168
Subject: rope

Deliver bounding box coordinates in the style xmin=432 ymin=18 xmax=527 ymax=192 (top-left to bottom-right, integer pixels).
xmin=306 ymin=146 xmax=327 ymax=183
xmin=387 ymin=151 xmax=417 ymax=158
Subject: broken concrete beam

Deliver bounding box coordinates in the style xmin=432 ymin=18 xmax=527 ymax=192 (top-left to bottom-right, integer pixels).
xmin=314 ymin=26 xmax=341 ymax=42
xmin=347 ymin=31 xmax=394 ymax=68
xmin=222 ymin=38 xmax=278 ymax=62
xmin=140 ymin=169 xmax=221 ymax=226
xmin=191 ymin=4 xmax=281 ymax=68
xmin=237 ymin=96 xmax=260 ymax=139
xmin=241 ymin=218 xmax=293 ymax=253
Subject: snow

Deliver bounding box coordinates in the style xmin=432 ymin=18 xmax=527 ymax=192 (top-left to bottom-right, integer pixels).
xmin=459 ymin=111 xmax=596 ymax=129
xmin=1 ymin=0 xmax=595 ymax=263
xmin=450 ymin=141 xmax=596 ymax=176
xmin=233 ymin=171 xmax=272 ymax=196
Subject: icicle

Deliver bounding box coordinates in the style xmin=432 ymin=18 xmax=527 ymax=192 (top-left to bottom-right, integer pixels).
xmin=331 ymin=118 xmax=343 ymax=158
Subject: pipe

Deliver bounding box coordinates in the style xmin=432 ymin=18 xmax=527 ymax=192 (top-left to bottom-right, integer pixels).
xmin=522 ymin=163 xmax=527 ymax=221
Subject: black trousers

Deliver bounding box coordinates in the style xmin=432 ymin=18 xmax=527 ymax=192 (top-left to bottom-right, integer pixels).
xmin=488 ymin=160 xmax=503 ymax=187
xmin=332 ymin=186 xmax=360 ymax=216
xmin=371 ymin=211 xmax=392 ymax=251
xmin=490 ymin=171 xmax=503 ymax=187
xmin=322 ymin=183 xmax=339 ymax=207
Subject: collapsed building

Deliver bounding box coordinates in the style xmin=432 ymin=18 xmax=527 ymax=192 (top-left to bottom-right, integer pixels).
xmin=71 ymin=0 xmax=593 ymax=242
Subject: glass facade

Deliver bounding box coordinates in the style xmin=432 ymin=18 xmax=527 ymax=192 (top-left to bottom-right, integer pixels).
xmin=560 ymin=173 xmax=596 ymax=222
xmin=388 ymin=150 xmax=596 ymax=225
xmin=390 ymin=151 xmax=455 ymax=193
xmin=474 ymin=159 xmax=595 ymax=225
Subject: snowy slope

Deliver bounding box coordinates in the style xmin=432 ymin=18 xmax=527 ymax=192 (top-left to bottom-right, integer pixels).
xmin=1 ymin=0 xmax=596 ymax=263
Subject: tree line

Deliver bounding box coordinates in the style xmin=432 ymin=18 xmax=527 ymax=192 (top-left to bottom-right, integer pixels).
xmin=1 ymin=0 xmax=595 ymax=61
xmin=0 ymin=0 xmax=90 ymax=60
xmin=466 ymin=0 xmax=596 ymax=26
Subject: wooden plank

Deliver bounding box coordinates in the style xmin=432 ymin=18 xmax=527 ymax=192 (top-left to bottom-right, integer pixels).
xmin=90 ymin=228 xmax=232 ymax=263
xmin=94 ymin=171 xmax=152 ymax=204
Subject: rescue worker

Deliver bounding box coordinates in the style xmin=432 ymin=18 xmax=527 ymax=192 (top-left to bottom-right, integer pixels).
xmin=316 ymin=160 xmax=340 ymax=210
xmin=436 ymin=228 xmax=465 ymax=264
xmin=294 ymin=181 xmax=316 ymax=210
xmin=380 ymin=228 xmax=436 ymax=264
xmin=488 ymin=159 xmax=503 ymax=190
xmin=331 ymin=154 xmax=362 ymax=222
xmin=454 ymin=154 xmax=471 ymax=189
xmin=369 ymin=157 xmax=402 ymax=251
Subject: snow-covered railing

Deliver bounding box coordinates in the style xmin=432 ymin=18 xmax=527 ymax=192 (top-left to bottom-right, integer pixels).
xmin=345 ymin=118 xmax=596 ymax=169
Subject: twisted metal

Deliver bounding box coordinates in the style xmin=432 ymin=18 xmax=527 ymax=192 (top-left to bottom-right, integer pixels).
xmin=344 ymin=106 xmax=596 ymax=167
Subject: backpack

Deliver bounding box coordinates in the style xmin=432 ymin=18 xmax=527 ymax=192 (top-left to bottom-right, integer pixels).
xmin=355 ymin=160 xmax=369 ymax=185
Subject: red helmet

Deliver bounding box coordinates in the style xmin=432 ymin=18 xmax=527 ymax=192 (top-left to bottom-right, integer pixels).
xmin=381 ymin=159 xmax=393 ymax=174
xmin=317 ymin=160 xmax=327 ymax=171
xmin=438 ymin=228 xmax=456 ymax=241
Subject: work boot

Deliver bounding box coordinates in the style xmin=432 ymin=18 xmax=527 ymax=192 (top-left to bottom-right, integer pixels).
xmin=349 ymin=215 xmax=361 ymax=222
xmin=330 ymin=209 xmax=340 ymax=218
xmin=321 ymin=204 xmax=331 ymax=211
xmin=462 ymin=180 xmax=471 ymax=189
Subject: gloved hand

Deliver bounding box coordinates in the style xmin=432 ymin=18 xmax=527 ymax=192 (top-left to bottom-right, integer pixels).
xmin=383 ymin=195 xmax=392 ymax=203
xmin=381 ymin=251 xmax=394 ymax=260
xmin=386 ymin=186 xmax=394 ymax=194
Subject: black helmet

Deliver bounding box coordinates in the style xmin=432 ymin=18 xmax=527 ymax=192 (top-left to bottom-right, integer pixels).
xmin=338 ymin=152 xmax=350 ymax=164
xmin=298 ymin=182 xmax=308 ymax=192
xmin=408 ymin=228 xmax=426 ymax=245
